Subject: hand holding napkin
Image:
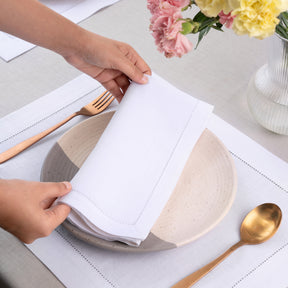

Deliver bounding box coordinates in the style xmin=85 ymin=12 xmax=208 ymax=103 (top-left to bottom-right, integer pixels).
xmin=58 ymin=73 xmax=213 ymax=246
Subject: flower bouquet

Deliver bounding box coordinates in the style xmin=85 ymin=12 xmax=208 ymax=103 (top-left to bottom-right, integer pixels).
xmin=147 ymin=0 xmax=288 ymax=57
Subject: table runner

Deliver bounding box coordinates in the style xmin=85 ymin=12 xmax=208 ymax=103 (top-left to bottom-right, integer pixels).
xmin=0 ymin=74 xmax=287 ymax=287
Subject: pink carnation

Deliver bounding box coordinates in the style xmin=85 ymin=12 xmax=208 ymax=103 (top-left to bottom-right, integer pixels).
xmin=148 ymin=0 xmax=192 ymax=57
xmin=218 ymin=11 xmax=236 ymax=29
xmin=166 ymin=0 xmax=190 ymax=8
xmin=147 ymin=0 xmax=160 ymax=14
xmin=148 ymin=0 xmax=181 ymax=22
xmin=148 ymin=0 xmax=189 ymax=13
xmin=160 ymin=31 xmax=193 ymax=58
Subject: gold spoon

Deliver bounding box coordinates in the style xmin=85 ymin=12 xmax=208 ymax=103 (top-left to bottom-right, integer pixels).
xmin=172 ymin=203 xmax=282 ymax=288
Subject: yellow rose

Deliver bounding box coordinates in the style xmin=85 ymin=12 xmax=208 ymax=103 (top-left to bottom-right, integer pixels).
xmin=232 ymin=0 xmax=286 ymax=39
xmin=195 ymin=0 xmax=240 ymax=17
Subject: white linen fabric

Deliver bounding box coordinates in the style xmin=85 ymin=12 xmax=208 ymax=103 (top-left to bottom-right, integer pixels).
xmin=1 ymin=75 xmax=288 ymax=288
xmin=58 ymin=74 xmax=213 ymax=245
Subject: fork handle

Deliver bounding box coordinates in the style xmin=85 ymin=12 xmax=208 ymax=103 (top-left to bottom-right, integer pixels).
xmin=0 ymin=112 xmax=78 ymax=164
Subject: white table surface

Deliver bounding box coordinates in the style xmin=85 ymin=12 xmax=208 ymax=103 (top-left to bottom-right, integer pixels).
xmin=1 ymin=0 xmax=288 ymax=287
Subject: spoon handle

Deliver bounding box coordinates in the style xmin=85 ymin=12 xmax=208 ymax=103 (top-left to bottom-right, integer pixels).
xmin=171 ymin=241 xmax=244 ymax=288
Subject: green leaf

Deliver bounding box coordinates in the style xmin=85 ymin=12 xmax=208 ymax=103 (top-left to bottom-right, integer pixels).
xmin=195 ymin=26 xmax=211 ymax=49
xmin=215 ymin=22 xmax=223 ymax=29
xmin=280 ymin=11 xmax=288 ymax=27
xmin=212 ymin=25 xmax=224 ymax=32
xmin=197 ymin=16 xmax=219 ymax=31
xmin=276 ymin=25 xmax=288 ymax=39
xmin=276 ymin=11 xmax=288 ymax=39
xmin=282 ymin=17 xmax=288 ymax=28
xmin=193 ymin=11 xmax=209 ymax=23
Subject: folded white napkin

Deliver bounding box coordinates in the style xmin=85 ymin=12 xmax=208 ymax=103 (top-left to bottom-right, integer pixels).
xmin=58 ymin=73 xmax=213 ymax=246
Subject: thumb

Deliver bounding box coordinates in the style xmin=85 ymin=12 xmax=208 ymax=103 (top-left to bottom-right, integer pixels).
xmin=40 ymin=181 xmax=72 ymax=209
xmin=42 ymin=181 xmax=72 ymax=199
xmin=46 ymin=204 xmax=71 ymax=229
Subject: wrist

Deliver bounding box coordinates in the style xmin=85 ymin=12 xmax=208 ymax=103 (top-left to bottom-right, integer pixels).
xmin=55 ymin=24 xmax=89 ymax=58
xmin=61 ymin=29 xmax=100 ymax=67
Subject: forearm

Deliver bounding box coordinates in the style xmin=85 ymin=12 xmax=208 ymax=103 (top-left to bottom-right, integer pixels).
xmin=0 ymin=0 xmax=86 ymax=57
xmin=0 ymin=0 xmax=151 ymax=100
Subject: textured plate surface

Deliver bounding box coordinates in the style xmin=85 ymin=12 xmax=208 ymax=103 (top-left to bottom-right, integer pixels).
xmin=41 ymin=111 xmax=237 ymax=252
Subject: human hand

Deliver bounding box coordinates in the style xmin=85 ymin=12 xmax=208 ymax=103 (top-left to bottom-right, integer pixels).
xmin=64 ymin=33 xmax=152 ymax=101
xmin=0 ymin=0 xmax=151 ymax=101
xmin=0 ymin=179 xmax=71 ymax=244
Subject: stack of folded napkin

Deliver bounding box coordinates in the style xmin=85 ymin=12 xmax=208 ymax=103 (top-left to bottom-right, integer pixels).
xmin=58 ymin=73 xmax=213 ymax=246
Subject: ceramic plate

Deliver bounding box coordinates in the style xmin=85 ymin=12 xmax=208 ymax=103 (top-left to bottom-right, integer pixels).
xmin=41 ymin=111 xmax=237 ymax=252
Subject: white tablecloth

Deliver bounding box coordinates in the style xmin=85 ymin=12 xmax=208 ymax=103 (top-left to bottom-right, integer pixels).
xmin=0 ymin=74 xmax=287 ymax=287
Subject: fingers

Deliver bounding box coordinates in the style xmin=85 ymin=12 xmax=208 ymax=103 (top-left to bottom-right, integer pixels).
xmin=101 ymin=79 xmax=124 ymax=102
xmin=40 ymin=192 xmax=71 ymax=238
xmin=24 ymin=204 xmax=71 ymax=243
xmin=45 ymin=203 xmax=71 ymax=229
xmin=115 ymin=54 xmax=150 ymax=85
xmin=40 ymin=181 xmax=72 ymax=198
xmin=112 ymin=43 xmax=151 ymax=85
xmin=129 ymin=46 xmax=152 ymax=77
xmin=99 ymin=73 xmax=131 ymax=101
xmin=40 ymin=182 xmax=71 ymax=225
xmin=115 ymin=74 xmax=130 ymax=95
xmin=39 ymin=181 xmax=71 ymax=209
xmin=65 ymin=34 xmax=151 ymax=98
xmin=100 ymin=49 xmax=151 ymax=99
xmin=0 ymin=179 xmax=72 ymax=244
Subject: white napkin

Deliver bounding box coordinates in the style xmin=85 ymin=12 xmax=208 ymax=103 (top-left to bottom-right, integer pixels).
xmin=58 ymin=73 xmax=213 ymax=246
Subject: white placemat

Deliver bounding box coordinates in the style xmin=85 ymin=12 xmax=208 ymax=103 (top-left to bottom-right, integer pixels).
xmin=0 ymin=75 xmax=287 ymax=287
xmin=0 ymin=0 xmax=121 ymax=61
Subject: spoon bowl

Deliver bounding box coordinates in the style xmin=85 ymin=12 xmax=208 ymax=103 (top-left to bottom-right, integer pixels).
xmin=240 ymin=203 xmax=282 ymax=244
xmin=172 ymin=203 xmax=282 ymax=288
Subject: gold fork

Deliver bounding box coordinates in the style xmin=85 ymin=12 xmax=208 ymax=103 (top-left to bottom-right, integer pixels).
xmin=0 ymin=90 xmax=114 ymax=164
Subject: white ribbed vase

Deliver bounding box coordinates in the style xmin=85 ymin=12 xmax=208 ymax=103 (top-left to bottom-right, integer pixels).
xmin=247 ymin=35 xmax=288 ymax=135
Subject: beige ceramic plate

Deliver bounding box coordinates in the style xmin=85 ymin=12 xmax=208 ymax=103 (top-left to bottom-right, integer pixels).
xmin=41 ymin=111 xmax=237 ymax=252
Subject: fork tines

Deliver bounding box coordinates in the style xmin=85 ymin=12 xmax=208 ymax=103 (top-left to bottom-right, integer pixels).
xmin=93 ymin=91 xmax=114 ymax=109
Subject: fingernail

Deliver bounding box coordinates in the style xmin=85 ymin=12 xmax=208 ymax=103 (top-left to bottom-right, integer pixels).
xmin=145 ymin=70 xmax=152 ymax=76
xmin=62 ymin=181 xmax=71 ymax=190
